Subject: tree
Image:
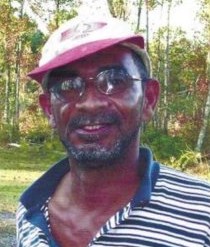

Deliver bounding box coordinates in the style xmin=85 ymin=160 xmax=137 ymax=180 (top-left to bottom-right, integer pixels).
xmin=108 ymin=0 xmax=130 ymax=20
xmin=26 ymin=0 xmax=77 ymax=32
xmin=196 ymin=0 xmax=210 ymax=151
xmin=0 ymin=0 xmax=45 ymax=141
xmin=136 ymin=0 xmax=143 ymax=32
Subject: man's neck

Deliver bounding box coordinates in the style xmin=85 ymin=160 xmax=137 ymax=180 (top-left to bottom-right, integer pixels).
xmin=52 ymin=145 xmax=141 ymax=211
xmin=48 ymin=145 xmax=142 ymax=247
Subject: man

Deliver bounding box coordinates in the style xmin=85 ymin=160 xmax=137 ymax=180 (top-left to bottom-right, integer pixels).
xmin=17 ymin=14 xmax=210 ymax=247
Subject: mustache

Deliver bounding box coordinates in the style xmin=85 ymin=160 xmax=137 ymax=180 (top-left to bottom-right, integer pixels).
xmin=68 ymin=112 xmax=121 ymax=129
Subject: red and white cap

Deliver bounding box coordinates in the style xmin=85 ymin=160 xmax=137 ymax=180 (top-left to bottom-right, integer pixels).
xmin=28 ymin=15 xmax=151 ymax=83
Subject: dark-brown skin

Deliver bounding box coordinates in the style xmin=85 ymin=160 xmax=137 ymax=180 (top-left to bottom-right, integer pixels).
xmin=39 ymin=46 xmax=160 ymax=247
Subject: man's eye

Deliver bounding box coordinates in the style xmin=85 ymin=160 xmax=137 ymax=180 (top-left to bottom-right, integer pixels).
xmin=60 ymin=80 xmax=75 ymax=90
xmin=53 ymin=77 xmax=83 ymax=92
xmin=108 ymin=71 xmax=128 ymax=85
xmin=110 ymin=75 xmax=126 ymax=85
xmin=100 ymin=69 xmax=127 ymax=83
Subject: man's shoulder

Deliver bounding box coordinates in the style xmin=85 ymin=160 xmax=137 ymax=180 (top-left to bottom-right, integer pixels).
xmin=158 ymin=164 xmax=210 ymax=193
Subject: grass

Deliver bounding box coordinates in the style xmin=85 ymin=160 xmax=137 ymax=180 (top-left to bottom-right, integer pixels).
xmin=0 ymin=143 xmax=66 ymax=246
xmin=0 ymin=144 xmax=66 ymax=213
xmin=185 ymin=163 xmax=210 ymax=181
xmin=0 ymin=169 xmax=43 ymax=213
xmin=0 ymin=144 xmax=65 ymax=171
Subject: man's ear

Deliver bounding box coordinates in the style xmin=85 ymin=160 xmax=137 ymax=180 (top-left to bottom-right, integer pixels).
xmin=142 ymin=79 xmax=160 ymax=122
xmin=39 ymin=94 xmax=56 ymax=128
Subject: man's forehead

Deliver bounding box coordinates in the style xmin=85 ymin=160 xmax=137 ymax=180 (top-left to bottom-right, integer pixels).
xmin=49 ymin=65 xmax=125 ymax=78
xmin=42 ymin=47 xmax=140 ymax=90
xmin=56 ymin=45 xmax=134 ymax=70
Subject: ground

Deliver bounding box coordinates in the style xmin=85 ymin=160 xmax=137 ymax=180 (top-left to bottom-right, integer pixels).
xmin=0 ymin=212 xmax=16 ymax=247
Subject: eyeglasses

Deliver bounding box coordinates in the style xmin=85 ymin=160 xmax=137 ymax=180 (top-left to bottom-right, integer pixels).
xmin=47 ymin=68 xmax=142 ymax=102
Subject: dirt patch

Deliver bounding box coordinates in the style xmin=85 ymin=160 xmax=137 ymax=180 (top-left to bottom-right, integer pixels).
xmin=0 ymin=212 xmax=16 ymax=247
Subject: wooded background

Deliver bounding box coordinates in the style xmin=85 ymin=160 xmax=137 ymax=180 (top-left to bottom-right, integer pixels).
xmin=0 ymin=0 xmax=209 ymax=166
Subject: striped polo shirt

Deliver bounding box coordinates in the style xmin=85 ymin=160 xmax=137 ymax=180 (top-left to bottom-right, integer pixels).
xmin=16 ymin=148 xmax=210 ymax=247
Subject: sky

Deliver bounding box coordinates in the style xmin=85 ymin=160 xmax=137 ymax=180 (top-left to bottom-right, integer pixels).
xmin=147 ymin=0 xmax=203 ymax=38
xmin=13 ymin=0 xmax=203 ymax=39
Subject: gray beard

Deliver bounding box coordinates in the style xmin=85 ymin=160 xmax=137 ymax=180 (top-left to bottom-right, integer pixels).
xmin=61 ymin=127 xmax=139 ymax=170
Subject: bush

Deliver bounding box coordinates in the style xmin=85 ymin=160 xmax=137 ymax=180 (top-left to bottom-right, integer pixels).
xmin=168 ymin=148 xmax=203 ymax=171
xmin=19 ymin=108 xmax=52 ymax=144
xmin=141 ymin=126 xmax=187 ymax=162
xmin=0 ymin=124 xmax=20 ymax=145
xmin=23 ymin=127 xmax=52 ymax=144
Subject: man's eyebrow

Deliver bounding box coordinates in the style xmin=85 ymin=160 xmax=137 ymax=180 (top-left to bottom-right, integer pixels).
xmin=43 ymin=69 xmax=77 ymax=90
xmin=98 ymin=65 xmax=126 ymax=73
xmin=49 ymin=65 xmax=127 ymax=78
xmin=49 ymin=69 xmax=77 ymax=78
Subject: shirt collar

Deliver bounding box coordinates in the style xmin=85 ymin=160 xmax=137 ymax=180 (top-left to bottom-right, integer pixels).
xmin=20 ymin=147 xmax=159 ymax=210
xmin=131 ymin=147 xmax=160 ymax=208
xmin=20 ymin=158 xmax=70 ymax=210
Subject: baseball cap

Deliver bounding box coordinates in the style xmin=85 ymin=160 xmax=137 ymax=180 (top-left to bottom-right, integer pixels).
xmin=28 ymin=15 xmax=151 ymax=83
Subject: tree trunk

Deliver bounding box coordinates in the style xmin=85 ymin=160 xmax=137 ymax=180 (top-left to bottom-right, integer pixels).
xmin=14 ymin=38 xmax=22 ymax=131
xmin=162 ymin=0 xmax=171 ymax=133
xmin=13 ymin=0 xmax=25 ymax=136
xmin=136 ymin=0 xmax=143 ymax=32
xmin=196 ymin=0 xmax=210 ymax=151
xmin=4 ymin=64 xmax=11 ymax=124
xmin=55 ymin=0 xmax=60 ymax=28
xmin=154 ymin=0 xmax=164 ymax=130
xmin=196 ymin=51 xmax=210 ymax=151
xmin=145 ymin=0 xmax=149 ymax=52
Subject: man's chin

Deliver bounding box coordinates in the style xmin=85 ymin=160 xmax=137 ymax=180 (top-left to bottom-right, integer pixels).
xmin=63 ymin=142 xmax=122 ymax=166
xmin=61 ymin=127 xmax=139 ymax=170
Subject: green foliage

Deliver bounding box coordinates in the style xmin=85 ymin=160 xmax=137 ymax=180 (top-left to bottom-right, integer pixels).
xmin=30 ymin=31 xmax=46 ymax=54
xmin=169 ymin=148 xmax=210 ymax=181
xmin=48 ymin=0 xmax=78 ymax=30
xmin=0 ymin=124 xmax=20 ymax=144
xmin=24 ymin=128 xmax=51 ymax=144
xmin=169 ymin=148 xmax=203 ymax=171
xmin=0 ymin=0 xmax=209 ymax=165
xmin=150 ymin=25 xmax=209 ymax=152
xmin=50 ymin=8 xmax=77 ymax=30
xmin=19 ymin=106 xmax=51 ymax=144
xmin=107 ymin=0 xmax=129 ymax=19
xmin=142 ymin=125 xmax=186 ymax=161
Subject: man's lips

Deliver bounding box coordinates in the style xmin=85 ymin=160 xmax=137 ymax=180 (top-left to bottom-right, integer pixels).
xmin=66 ymin=112 xmax=121 ymax=141
xmin=82 ymin=124 xmax=106 ymax=131
xmin=75 ymin=123 xmax=112 ymax=135
xmin=68 ymin=113 xmax=121 ymax=133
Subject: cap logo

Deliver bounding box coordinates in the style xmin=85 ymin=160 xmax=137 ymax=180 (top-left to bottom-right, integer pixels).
xmin=61 ymin=22 xmax=107 ymax=42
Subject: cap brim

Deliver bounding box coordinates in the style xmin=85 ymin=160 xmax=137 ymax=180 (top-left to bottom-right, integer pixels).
xmin=28 ymin=35 xmax=144 ymax=83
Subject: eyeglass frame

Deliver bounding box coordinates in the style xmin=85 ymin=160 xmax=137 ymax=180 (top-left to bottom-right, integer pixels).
xmin=42 ymin=66 xmax=147 ymax=103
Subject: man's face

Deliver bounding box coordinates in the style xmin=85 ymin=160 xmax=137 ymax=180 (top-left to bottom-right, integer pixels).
xmin=42 ymin=46 xmax=152 ymax=169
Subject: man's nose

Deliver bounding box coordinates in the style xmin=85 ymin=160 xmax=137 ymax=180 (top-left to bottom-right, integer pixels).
xmin=75 ymin=86 xmax=109 ymax=111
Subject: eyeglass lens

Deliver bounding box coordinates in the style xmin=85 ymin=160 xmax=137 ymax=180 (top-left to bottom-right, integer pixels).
xmin=48 ymin=68 xmax=139 ymax=102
